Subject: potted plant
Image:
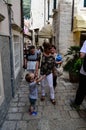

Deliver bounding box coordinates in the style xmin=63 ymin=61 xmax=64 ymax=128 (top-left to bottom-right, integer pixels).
xmin=63 ymin=46 xmax=82 ymax=83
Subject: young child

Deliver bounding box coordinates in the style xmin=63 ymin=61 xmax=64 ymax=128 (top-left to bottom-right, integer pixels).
xmin=25 ymin=72 xmax=46 ymax=115
xmin=55 ymin=54 xmax=63 ymax=67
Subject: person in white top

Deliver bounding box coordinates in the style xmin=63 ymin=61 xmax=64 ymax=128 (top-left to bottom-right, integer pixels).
xmin=70 ymin=40 xmax=86 ymax=110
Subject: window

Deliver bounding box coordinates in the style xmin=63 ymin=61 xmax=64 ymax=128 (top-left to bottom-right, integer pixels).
xmin=13 ymin=35 xmax=20 ymax=78
xmin=0 ymin=54 xmax=4 ymax=105
xmin=84 ymin=0 xmax=86 ymax=7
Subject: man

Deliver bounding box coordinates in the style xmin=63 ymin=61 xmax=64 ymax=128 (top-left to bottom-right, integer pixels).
xmin=70 ymin=40 xmax=86 ymax=110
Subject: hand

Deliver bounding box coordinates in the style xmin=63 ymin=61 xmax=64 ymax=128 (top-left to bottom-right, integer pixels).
xmin=35 ymin=72 xmax=38 ymax=78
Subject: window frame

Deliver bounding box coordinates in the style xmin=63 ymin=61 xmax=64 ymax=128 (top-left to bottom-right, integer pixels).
xmin=13 ymin=35 xmax=20 ymax=78
xmin=0 ymin=53 xmax=4 ymax=105
xmin=84 ymin=0 xmax=86 ymax=7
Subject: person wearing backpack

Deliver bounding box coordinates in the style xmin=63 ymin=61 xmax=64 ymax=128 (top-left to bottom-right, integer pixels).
xmin=70 ymin=40 xmax=86 ymax=110
xmin=24 ymin=45 xmax=40 ymax=77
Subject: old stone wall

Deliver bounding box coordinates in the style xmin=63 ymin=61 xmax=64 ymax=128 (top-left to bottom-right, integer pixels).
xmin=53 ymin=0 xmax=75 ymax=55
xmin=0 ymin=35 xmax=12 ymax=126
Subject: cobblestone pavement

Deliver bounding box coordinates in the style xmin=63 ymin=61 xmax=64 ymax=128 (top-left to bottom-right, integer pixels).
xmin=0 ymin=71 xmax=86 ymax=130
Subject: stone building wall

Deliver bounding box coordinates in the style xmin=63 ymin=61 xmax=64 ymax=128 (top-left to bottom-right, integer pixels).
xmin=0 ymin=36 xmax=12 ymax=126
xmin=58 ymin=0 xmax=74 ymax=55
xmin=53 ymin=0 xmax=75 ymax=55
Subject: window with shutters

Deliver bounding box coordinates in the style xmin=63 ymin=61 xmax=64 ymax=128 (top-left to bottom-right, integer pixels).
xmin=13 ymin=35 xmax=20 ymax=78
xmin=84 ymin=0 xmax=86 ymax=7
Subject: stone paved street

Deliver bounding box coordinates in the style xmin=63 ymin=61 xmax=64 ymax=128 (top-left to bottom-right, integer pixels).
xmin=0 ymin=71 xmax=86 ymax=130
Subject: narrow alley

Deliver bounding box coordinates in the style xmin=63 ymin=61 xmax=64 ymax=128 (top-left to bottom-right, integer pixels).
xmin=0 ymin=70 xmax=86 ymax=130
xmin=0 ymin=0 xmax=86 ymax=130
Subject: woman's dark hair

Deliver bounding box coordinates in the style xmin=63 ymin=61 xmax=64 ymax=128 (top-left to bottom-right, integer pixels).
xmin=51 ymin=44 xmax=56 ymax=50
xmin=39 ymin=46 xmax=43 ymax=52
xmin=42 ymin=42 xmax=51 ymax=51
xmin=29 ymin=45 xmax=35 ymax=50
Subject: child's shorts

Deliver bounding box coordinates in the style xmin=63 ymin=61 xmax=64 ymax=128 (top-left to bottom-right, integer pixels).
xmin=29 ymin=98 xmax=36 ymax=106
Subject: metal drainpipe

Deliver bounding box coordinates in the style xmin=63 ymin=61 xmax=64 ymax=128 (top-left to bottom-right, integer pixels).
xmin=47 ymin=0 xmax=50 ymax=21
xmin=44 ymin=0 xmax=46 ymax=25
xmin=21 ymin=0 xmax=24 ymax=65
xmin=71 ymin=0 xmax=74 ymax=31
xmin=7 ymin=4 xmax=14 ymax=97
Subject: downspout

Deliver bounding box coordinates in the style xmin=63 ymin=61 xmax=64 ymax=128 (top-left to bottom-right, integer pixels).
xmin=48 ymin=0 xmax=50 ymax=20
xmin=7 ymin=3 xmax=14 ymax=97
xmin=44 ymin=0 xmax=46 ymax=25
xmin=21 ymin=0 xmax=24 ymax=32
xmin=71 ymin=0 xmax=74 ymax=31
xmin=21 ymin=0 xmax=24 ymax=66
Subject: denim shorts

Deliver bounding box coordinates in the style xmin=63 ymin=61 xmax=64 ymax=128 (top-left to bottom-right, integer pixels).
xmin=29 ymin=98 xmax=36 ymax=106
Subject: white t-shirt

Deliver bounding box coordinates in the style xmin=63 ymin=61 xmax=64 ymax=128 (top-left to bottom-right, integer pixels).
xmin=80 ymin=40 xmax=86 ymax=53
xmin=80 ymin=40 xmax=86 ymax=75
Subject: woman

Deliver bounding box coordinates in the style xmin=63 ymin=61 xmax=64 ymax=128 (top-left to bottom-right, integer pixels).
xmin=25 ymin=45 xmax=40 ymax=77
xmin=40 ymin=42 xmax=56 ymax=105
xmin=50 ymin=45 xmax=62 ymax=89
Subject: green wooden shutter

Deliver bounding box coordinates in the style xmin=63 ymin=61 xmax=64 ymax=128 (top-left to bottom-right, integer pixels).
xmin=84 ymin=0 xmax=86 ymax=7
xmin=53 ymin=0 xmax=56 ymax=9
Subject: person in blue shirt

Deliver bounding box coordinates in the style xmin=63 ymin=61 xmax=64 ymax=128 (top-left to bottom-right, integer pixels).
xmin=25 ymin=72 xmax=46 ymax=115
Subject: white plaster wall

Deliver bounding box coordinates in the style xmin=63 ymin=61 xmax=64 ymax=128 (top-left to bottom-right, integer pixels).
xmin=0 ymin=0 xmax=21 ymax=36
xmin=0 ymin=1 xmax=9 ymax=36
xmin=30 ymin=0 xmax=53 ymax=30
xmin=31 ymin=0 xmax=44 ymax=30
xmin=12 ymin=0 xmax=21 ymax=26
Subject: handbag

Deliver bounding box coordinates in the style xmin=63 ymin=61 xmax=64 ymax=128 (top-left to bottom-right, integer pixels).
xmin=56 ymin=65 xmax=63 ymax=76
xmin=83 ymin=55 xmax=86 ymax=72
xmin=52 ymin=66 xmax=58 ymax=77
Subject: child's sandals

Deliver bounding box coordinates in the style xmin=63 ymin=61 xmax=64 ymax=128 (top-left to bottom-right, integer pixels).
xmin=50 ymin=99 xmax=56 ymax=105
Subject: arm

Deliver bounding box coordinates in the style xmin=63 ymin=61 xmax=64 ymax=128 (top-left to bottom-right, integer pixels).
xmin=35 ymin=75 xmax=46 ymax=83
xmin=34 ymin=52 xmax=40 ymax=76
xmin=34 ymin=61 xmax=39 ymax=77
xmin=24 ymin=58 xmax=27 ymax=68
xmin=80 ymin=52 xmax=86 ymax=58
xmin=56 ymin=60 xmax=62 ymax=65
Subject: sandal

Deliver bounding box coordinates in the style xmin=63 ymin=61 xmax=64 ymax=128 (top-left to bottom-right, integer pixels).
xmin=50 ymin=99 xmax=56 ymax=105
xmin=41 ymin=96 xmax=45 ymax=101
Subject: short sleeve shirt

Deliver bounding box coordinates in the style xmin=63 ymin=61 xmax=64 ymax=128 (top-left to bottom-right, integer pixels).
xmin=26 ymin=51 xmax=40 ymax=70
xmin=40 ymin=54 xmax=55 ymax=75
xmin=80 ymin=40 xmax=86 ymax=75
xmin=29 ymin=81 xmax=38 ymax=99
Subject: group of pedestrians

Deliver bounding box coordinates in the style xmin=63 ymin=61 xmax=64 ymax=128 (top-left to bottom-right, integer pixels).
xmin=24 ymin=40 xmax=63 ymax=115
xmin=24 ymin=39 xmax=86 ymax=115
